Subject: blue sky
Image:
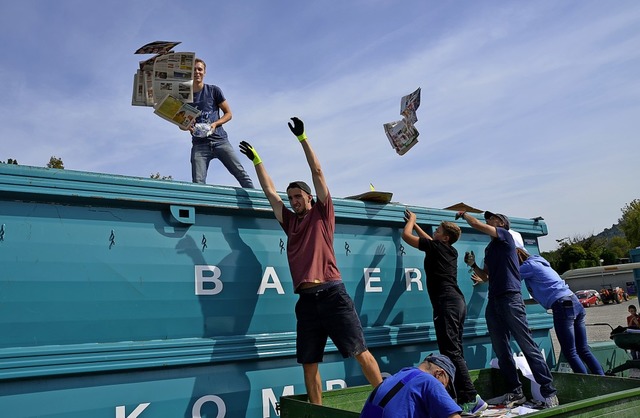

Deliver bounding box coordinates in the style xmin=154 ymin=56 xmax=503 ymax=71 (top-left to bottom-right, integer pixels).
xmin=1 ymin=0 xmax=639 ymax=252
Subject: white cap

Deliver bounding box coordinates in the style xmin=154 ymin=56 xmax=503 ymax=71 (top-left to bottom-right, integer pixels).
xmin=509 ymin=229 xmax=525 ymax=250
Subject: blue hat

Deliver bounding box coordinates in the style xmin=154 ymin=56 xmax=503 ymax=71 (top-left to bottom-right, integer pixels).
xmin=424 ymin=354 xmax=457 ymax=398
xmin=484 ymin=211 xmax=510 ymax=230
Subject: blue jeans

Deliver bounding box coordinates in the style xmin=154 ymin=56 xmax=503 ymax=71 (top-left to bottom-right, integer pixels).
xmin=191 ymin=141 xmax=254 ymax=188
xmin=551 ymin=295 xmax=604 ymax=375
xmin=486 ymin=292 xmax=557 ymax=398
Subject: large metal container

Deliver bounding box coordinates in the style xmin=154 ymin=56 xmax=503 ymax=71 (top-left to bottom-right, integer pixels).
xmin=0 ymin=164 xmax=553 ymax=417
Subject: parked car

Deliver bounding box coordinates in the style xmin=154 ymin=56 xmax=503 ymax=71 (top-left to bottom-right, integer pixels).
xmin=575 ymin=290 xmax=600 ymax=307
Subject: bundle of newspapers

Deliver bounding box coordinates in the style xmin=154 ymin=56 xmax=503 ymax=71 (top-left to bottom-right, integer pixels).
xmin=131 ymin=41 xmax=200 ymax=129
xmin=383 ymin=87 xmax=421 ymax=156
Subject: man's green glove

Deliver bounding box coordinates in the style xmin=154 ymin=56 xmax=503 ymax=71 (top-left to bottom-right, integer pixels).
xmin=239 ymin=141 xmax=262 ymax=166
xmin=288 ymin=117 xmax=307 ymax=141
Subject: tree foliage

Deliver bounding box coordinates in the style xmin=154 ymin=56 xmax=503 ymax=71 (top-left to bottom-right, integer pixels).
xmin=47 ymin=156 xmax=64 ymax=169
xmin=1 ymin=158 xmax=18 ymax=164
xmin=619 ymin=199 xmax=640 ymax=248
xmin=545 ymin=199 xmax=638 ymax=274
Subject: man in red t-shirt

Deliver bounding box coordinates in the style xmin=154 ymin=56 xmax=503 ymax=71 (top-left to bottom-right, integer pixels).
xmin=239 ymin=117 xmax=382 ymax=405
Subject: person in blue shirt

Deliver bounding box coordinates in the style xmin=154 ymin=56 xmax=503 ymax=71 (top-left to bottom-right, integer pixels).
xmin=361 ymin=354 xmax=462 ymax=418
xmin=458 ymin=211 xmax=558 ymax=409
xmin=517 ymin=248 xmax=604 ymax=375
xmin=184 ymin=58 xmax=254 ymax=188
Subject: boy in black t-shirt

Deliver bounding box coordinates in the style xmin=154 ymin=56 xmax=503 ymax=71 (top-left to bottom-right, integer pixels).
xmin=402 ymin=210 xmax=487 ymax=416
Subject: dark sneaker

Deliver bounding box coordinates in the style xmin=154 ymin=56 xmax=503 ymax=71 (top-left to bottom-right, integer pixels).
xmin=459 ymin=394 xmax=488 ymax=416
xmin=487 ymin=391 xmax=526 ymax=408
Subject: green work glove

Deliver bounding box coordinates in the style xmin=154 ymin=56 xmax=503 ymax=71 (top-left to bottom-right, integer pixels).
xmin=239 ymin=141 xmax=262 ymax=166
xmin=288 ymin=117 xmax=307 ymax=141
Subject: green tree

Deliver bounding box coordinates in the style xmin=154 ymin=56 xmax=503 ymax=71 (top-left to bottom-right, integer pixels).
xmin=619 ymin=199 xmax=640 ymax=248
xmin=1 ymin=158 xmax=18 ymax=164
xmin=557 ymin=244 xmax=587 ymax=274
xmin=47 ymin=156 xmax=64 ymax=169
xmin=606 ymin=236 xmax=632 ymax=260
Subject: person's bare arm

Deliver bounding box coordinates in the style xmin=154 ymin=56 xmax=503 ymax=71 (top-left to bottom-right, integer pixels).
xmin=239 ymin=141 xmax=284 ymax=223
xmin=457 ymin=211 xmax=497 ymax=238
xmin=213 ymin=100 xmax=233 ymax=129
xmin=288 ymin=117 xmax=329 ymax=204
xmin=402 ymin=209 xmax=420 ymax=249
xmin=457 ymin=212 xmax=490 ymax=281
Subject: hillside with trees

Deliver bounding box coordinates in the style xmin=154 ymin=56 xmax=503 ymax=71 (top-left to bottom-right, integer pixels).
xmin=542 ymin=199 xmax=640 ymax=274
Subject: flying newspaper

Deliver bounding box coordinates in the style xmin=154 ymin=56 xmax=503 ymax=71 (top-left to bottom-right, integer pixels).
xmin=383 ymin=87 xmax=421 ymax=156
xmin=131 ymin=41 xmax=200 ymax=129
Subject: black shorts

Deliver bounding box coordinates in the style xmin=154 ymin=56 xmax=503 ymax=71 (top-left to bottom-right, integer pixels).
xmin=295 ymin=282 xmax=367 ymax=364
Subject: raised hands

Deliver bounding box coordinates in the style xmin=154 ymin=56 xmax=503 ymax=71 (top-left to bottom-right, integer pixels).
xmin=288 ymin=117 xmax=307 ymax=141
xmin=239 ymin=141 xmax=262 ymax=166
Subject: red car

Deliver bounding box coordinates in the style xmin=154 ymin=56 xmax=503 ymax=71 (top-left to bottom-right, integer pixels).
xmin=575 ymin=290 xmax=599 ymax=307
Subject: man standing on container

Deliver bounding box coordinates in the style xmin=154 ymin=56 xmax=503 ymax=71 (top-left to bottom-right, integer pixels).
xmin=238 ymin=117 xmax=383 ymax=405
xmin=457 ymin=211 xmax=559 ymax=409
xmin=184 ymin=58 xmax=254 ymax=188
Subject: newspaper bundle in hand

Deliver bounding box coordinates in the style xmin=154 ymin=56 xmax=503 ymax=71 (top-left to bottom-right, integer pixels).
xmin=132 ymin=41 xmax=201 ymax=131
xmin=384 ymin=87 xmax=421 ymax=156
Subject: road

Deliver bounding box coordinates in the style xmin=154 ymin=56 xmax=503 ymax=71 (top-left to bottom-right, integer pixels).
xmin=548 ymin=296 xmax=637 ymax=361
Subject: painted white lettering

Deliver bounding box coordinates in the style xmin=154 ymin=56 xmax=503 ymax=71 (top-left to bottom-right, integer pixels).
xmin=262 ymin=386 xmax=294 ymax=418
xmin=364 ymin=268 xmax=383 ymax=293
xmin=257 ymin=266 xmax=285 ymax=295
xmin=404 ymin=268 xmax=423 ymax=291
xmin=192 ymin=395 xmax=226 ymax=418
xmin=326 ymin=379 xmax=346 ymax=391
xmin=115 ymin=403 xmax=150 ymax=418
xmin=195 ymin=265 xmax=224 ymax=295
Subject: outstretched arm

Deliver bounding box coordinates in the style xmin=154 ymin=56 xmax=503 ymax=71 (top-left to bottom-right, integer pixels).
xmin=288 ymin=117 xmax=329 ymax=204
xmin=402 ymin=209 xmax=431 ymax=249
xmin=457 ymin=211 xmax=498 ymax=238
xmin=239 ymin=141 xmax=284 ymax=223
xmin=457 ymin=212 xmax=490 ymax=281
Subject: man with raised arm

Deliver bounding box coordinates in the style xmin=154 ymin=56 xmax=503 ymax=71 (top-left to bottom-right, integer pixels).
xmin=239 ymin=117 xmax=382 ymax=405
xmin=457 ymin=211 xmax=558 ymax=409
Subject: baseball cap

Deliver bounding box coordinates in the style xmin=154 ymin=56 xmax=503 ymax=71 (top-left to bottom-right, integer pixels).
xmin=286 ymin=181 xmax=315 ymax=206
xmin=509 ymin=229 xmax=525 ymax=250
xmin=424 ymin=354 xmax=457 ymax=398
xmin=484 ymin=211 xmax=510 ymax=230
xmin=287 ymin=181 xmax=312 ymax=195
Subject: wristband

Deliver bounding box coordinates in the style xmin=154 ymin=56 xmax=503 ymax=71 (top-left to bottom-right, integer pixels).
xmin=296 ymin=132 xmax=308 ymax=142
xmin=251 ymin=150 xmax=262 ymax=166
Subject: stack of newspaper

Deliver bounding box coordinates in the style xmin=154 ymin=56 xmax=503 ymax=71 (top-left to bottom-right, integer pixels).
xmin=384 ymin=87 xmax=421 ymax=156
xmin=131 ymin=41 xmax=200 ymax=129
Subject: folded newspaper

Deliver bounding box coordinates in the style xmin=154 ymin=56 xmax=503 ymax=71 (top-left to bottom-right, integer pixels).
xmin=384 ymin=87 xmax=421 ymax=156
xmin=153 ymin=95 xmax=200 ymax=129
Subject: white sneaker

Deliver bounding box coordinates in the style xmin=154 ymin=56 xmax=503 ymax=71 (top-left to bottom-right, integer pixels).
xmin=543 ymin=394 xmax=559 ymax=409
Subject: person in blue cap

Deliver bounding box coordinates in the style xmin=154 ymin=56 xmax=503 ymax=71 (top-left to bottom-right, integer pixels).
xmin=360 ymin=354 xmax=462 ymax=418
xmin=458 ymin=210 xmax=559 ymax=409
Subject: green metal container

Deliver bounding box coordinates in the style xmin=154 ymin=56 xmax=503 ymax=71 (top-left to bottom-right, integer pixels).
xmin=279 ymin=369 xmax=640 ymax=417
